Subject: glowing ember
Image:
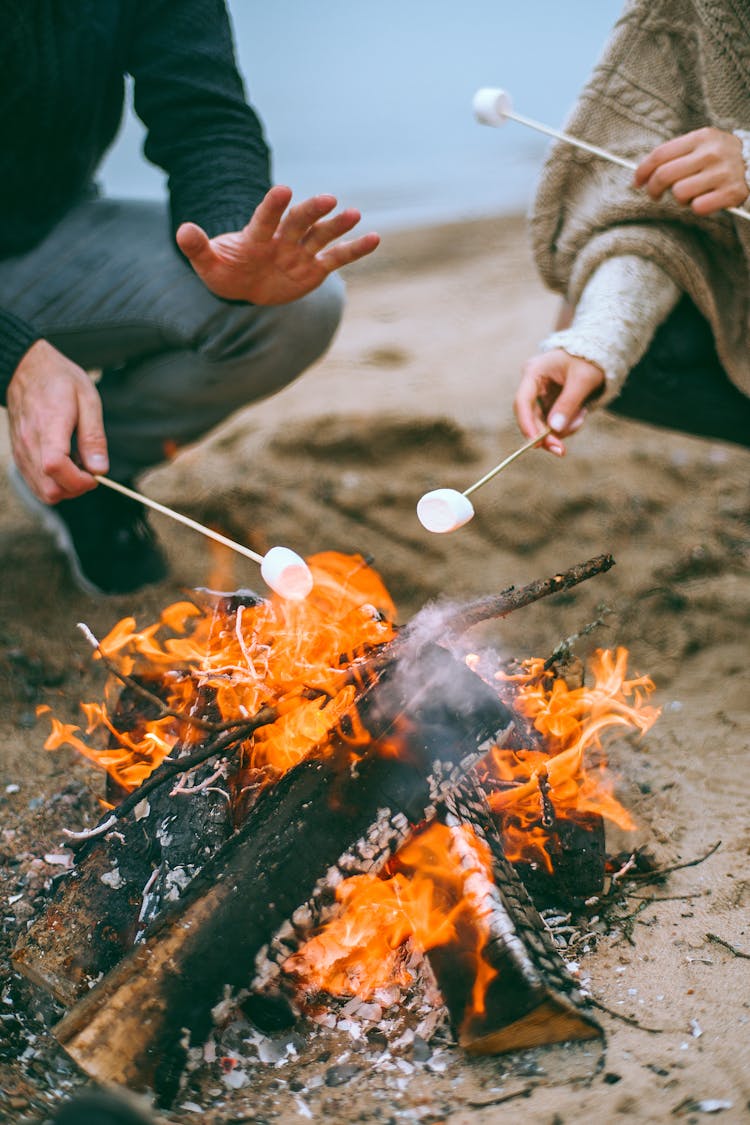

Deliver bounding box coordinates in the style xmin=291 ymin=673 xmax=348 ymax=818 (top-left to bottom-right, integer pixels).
xmin=284 ymin=820 xmax=499 ymax=1024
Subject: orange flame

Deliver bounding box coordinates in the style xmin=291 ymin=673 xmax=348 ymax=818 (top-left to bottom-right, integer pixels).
xmin=481 ymin=648 xmax=659 ymax=871
xmin=42 ymin=553 xmax=396 ymax=792
xmin=285 ymin=820 xmax=498 ymax=1024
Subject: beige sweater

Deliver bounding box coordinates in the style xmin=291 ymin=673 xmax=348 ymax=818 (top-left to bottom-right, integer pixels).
xmin=531 ymin=0 xmax=750 ymax=397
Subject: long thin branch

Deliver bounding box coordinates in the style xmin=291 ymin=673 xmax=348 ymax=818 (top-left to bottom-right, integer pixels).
xmin=444 ymin=554 xmax=616 ymax=635
xmin=65 ymin=705 xmax=277 ymax=843
xmin=587 ymin=996 xmax=664 ymax=1034
xmin=706 ymin=932 xmax=750 ymax=960
xmin=346 ymin=555 xmax=617 ymax=682
xmin=626 ymin=840 xmax=722 ymax=883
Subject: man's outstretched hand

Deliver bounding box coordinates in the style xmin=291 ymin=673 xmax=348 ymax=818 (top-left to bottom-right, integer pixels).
xmin=176 ymin=185 xmax=380 ymax=305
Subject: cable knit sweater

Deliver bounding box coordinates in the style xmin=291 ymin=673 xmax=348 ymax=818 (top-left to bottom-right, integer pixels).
xmin=531 ymin=0 xmax=750 ymax=402
xmin=0 ymin=1 xmax=271 ymax=400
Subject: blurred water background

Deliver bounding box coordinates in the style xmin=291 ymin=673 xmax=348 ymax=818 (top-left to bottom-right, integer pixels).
xmin=101 ymin=1 xmax=623 ymax=232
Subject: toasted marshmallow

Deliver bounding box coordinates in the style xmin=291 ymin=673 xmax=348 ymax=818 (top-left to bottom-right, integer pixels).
xmin=261 ymin=546 xmax=314 ymax=600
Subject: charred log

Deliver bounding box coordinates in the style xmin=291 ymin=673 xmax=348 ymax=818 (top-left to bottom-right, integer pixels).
xmin=512 ymin=811 xmax=607 ymax=909
xmin=13 ymin=757 xmax=234 ymax=1006
xmin=423 ymin=778 xmax=601 ymax=1053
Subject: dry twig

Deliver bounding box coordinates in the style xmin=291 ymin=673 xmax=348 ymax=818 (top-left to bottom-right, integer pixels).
xmin=706 ymin=932 xmax=750 ymax=960
xmin=77 ymin=622 xmax=252 ymax=734
xmin=586 ymin=996 xmax=664 ymax=1034
xmin=626 ymin=841 xmax=721 ymax=883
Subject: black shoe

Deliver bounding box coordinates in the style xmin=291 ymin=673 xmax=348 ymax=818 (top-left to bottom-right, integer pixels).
xmin=10 ymin=467 xmax=169 ymax=596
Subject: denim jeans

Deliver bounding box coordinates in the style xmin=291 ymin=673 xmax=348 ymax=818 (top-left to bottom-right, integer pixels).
xmin=0 ymin=193 xmax=345 ymax=480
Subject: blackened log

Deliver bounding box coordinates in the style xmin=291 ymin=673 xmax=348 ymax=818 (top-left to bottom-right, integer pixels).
xmin=421 ymin=778 xmax=601 ymax=1053
xmin=13 ymin=674 xmax=267 ymax=1004
xmin=512 ymin=810 xmax=607 ymax=909
xmin=53 ymin=642 xmax=513 ymax=1104
xmin=13 ymin=761 xmax=234 ymax=1006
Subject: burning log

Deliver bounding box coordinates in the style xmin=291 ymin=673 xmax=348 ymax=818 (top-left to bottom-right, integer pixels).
xmin=13 ymin=698 xmax=263 ymax=1006
xmin=276 ymin=770 xmax=601 ymax=1056
xmin=510 ymin=811 xmax=607 ymax=908
xmin=14 ymin=553 xmax=647 ymax=1105
xmin=51 ymin=642 xmax=514 ymax=1103
xmin=423 ymin=778 xmax=601 ymax=1053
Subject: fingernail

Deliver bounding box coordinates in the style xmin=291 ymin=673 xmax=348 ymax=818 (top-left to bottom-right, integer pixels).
xmin=89 ymin=455 xmax=108 ymax=471
xmin=549 ymin=411 xmax=567 ymax=433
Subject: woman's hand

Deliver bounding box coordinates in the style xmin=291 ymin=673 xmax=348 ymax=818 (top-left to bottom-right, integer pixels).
xmin=634 ymin=127 xmax=749 ymax=216
xmin=514 ymin=349 xmax=605 ymax=455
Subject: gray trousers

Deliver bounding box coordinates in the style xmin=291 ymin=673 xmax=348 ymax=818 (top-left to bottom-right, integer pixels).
xmin=0 ymin=193 xmax=345 ymax=480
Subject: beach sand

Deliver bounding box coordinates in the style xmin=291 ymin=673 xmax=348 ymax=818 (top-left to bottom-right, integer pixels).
xmin=0 ymin=213 xmax=748 ymax=1123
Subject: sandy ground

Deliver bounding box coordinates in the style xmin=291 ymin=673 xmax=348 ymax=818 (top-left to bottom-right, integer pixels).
xmin=0 ymin=213 xmax=749 ymax=1124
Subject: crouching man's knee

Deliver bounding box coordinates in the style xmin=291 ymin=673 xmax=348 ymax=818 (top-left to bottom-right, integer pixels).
xmin=279 ymin=271 xmax=345 ymax=370
xmin=204 ymin=272 xmax=345 ymax=400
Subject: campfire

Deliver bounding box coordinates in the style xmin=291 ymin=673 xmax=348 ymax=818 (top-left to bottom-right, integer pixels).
xmin=14 ymin=551 xmax=659 ymax=1105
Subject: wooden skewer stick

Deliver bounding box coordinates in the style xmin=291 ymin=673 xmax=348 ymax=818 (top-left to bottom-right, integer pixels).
xmin=94 ymin=476 xmax=265 ymax=565
xmin=473 ymin=87 xmax=750 ymax=224
xmin=417 ymin=426 xmax=552 ymax=533
xmin=462 ymin=425 xmax=552 ymax=498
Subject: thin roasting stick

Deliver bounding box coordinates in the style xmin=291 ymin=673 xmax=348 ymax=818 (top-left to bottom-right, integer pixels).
xmin=473 ymin=88 xmax=750 ymax=224
xmin=95 ymin=475 xmax=265 ymax=565
xmin=462 ymin=426 xmax=552 ymax=498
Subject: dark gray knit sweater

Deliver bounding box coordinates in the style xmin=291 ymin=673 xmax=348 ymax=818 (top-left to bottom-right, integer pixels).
xmin=0 ymin=0 xmax=271 ymax=398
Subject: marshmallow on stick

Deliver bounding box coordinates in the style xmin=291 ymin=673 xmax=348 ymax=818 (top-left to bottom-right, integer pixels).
xmin=417 ymin=427 xmax=551 ymax=534
xmin=94 ymin=477 xmax=313 ymax=601
xmin=472 ymin=87 xmax=750 ymax=223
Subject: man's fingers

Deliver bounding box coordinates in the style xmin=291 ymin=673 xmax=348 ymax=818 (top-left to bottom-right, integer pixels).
xmin=38 ymin=457 xmax=96 ymax=503
xmin=243 ymin=185 xmax=295 ymax=242
xmin=301 ymin=209 xmax=362 ymax=254
xmin=75 ymin=388 xmax=109 ymax=476
xmin=316 ymin=232 xmax=381 ymax=271
xmin=176 ymin=222 xmax=213 ymax=265
xmin=277 ymin=194 xmax=338 ymax=242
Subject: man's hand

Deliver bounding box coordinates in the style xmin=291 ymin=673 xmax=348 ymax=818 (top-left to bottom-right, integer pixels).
xmin=514 ymin=349 xmax=605 ymax=456
xmin=175 ymin=185 xmax=380 ymax=305
xmin=6 ymin=339 xmax=108 ymax=503
xmin=634 ymin=127 xmax=749 ymax=215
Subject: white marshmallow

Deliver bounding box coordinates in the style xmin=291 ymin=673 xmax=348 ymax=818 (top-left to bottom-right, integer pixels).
xmin=261 ymin=546 xmax=314 ymax=601
xmin=416 ymin=489 xmax=475 ymax=534
xmin=472 ymin=87 xmax=512 ymax=127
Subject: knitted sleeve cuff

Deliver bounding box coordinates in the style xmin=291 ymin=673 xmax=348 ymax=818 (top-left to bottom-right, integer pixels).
xmin=0 ymin=309 xmax=41 ymax=406
xmin=539 ymin=255 xmax=681 ymax=406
